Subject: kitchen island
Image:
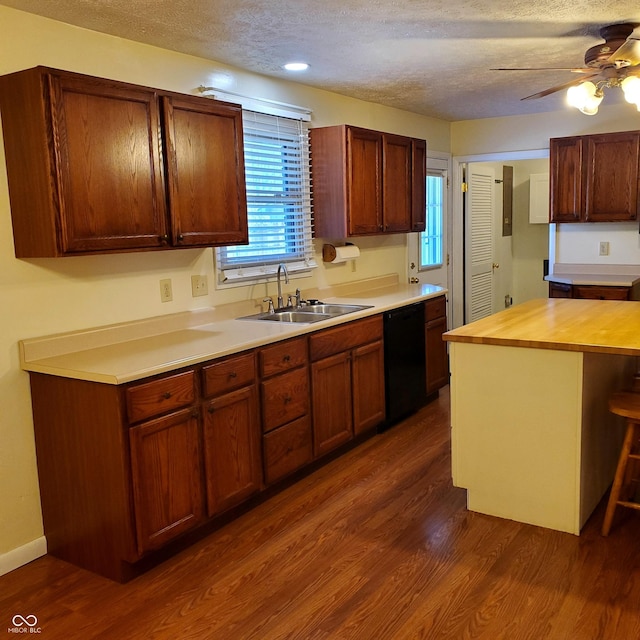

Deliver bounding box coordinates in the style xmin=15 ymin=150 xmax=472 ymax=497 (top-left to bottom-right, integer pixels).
xmin=444 ymin=298 xmax=640 ymax=535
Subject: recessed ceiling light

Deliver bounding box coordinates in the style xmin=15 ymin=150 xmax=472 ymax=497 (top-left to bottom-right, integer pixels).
xmin=283 ymin=62 xmax=309 ymax=72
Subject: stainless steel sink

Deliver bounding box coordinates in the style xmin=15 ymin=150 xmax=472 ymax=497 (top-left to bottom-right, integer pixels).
xmin=296 ymin=303 xmax=372 ymax=316
xmin=238 ymin=303 xmax=372 ymax=324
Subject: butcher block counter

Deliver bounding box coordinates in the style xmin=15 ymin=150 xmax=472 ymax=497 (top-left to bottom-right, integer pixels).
xmin=444 ymin=298 xmax=640 ymax=535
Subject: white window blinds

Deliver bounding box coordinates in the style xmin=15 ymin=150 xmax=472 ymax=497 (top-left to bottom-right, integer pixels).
xmin=216 ymin=111 xmax=315 ymax=283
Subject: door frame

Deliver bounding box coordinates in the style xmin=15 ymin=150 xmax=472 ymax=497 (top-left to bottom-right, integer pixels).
xmin=451 ymin=149 xmax=549 ymax=329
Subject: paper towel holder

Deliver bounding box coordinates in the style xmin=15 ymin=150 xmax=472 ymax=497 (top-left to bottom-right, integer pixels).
xmin=322 ymin=243 xmax=360 ymax=263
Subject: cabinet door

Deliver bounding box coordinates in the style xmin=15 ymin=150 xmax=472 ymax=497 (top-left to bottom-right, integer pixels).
xmin=584 ymin=132 xmax=640 ymax=222
xmin=411 ymin=138 xmax=427 ymax=232
xmin=550 ymin=137 xmax=583 ymax=223
xmin=129 ymin=409 xmax=204 ymax=554
xmin=347 ymin=127 xmax=383 ymax=235
xmin=382 ymin=134 xmax=412 ymax=233
xmin=311 ymin=351 xmax=353 ymax=457
xmin=163 ymin=95 xmax=248 ymax=247
xmin=203 ymin=386 xmax=262 ymax=516
xmin=426 ymin=316 xmax=449 ymax=394
xmin=352 ymin=340 xmax=385 ymax=435
xmin=51 ymin=74 xmax=169 ymax=253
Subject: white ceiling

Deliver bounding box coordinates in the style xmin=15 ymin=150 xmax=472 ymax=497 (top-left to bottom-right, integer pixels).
xmin=2 ymin=0 xmax=640 ymax=121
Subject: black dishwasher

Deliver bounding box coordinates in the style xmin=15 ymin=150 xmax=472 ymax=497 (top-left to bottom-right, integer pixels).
xmin=380 ymin=302 xmax=428 ymax=431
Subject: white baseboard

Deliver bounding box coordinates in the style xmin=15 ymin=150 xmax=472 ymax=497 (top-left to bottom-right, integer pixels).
xmin=0 ymin=537 xmax=47 ymax=576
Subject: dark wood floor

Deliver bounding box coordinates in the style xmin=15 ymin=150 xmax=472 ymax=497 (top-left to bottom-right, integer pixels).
xmin=3 ymin=386 xmax=640 ymax=639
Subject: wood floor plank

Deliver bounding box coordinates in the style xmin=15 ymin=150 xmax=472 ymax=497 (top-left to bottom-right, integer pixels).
xmin=3 ymin=386 xmax=640 ymax=639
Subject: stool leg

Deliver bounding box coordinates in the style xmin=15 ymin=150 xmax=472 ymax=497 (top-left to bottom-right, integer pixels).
xmin=602 ymin=420 xmax=637 ymax=536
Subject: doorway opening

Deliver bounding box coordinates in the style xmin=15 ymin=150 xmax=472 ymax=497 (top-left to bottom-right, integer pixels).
xmin=451 ymin=150 xmax=550 ymax=329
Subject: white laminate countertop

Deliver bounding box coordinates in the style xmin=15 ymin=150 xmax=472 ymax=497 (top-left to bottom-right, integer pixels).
xmin=20 ymin=277 xmax=446 ymax=385
xmin=544 ymin=263 xmax=640 ymax=287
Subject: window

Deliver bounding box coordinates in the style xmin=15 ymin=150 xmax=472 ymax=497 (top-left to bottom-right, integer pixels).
xmin=216 ymin=111 xmax=315 ymax=284
xmin=420 ymin=170 xmax=445 ymax=269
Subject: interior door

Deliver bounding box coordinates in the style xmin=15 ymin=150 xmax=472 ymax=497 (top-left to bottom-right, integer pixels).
xmin=464 ymin=163 xmax=495 ymax=323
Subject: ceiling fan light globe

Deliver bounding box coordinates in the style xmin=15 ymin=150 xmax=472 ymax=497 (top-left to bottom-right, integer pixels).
xmin=621 ymin=76 xmax=640 ymax=104
xmin=567 ymin=81 xmax=598 ymax=109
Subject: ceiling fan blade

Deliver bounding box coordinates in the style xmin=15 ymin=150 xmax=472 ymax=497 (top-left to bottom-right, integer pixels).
xmin=521 ymin=73 xmax=600 ymax=100
xmin=491 ymin=67 xmax=594 ymax=73
xmin=625 ymin=65 xmax=640 ymax=76
xmin=608 ymin=37 xmax=640 ymax=67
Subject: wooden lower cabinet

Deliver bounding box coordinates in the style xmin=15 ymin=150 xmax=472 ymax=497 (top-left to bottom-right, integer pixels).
xmin=425 ymin=295 xmax=449 ymax=395
xmin=25 ymin=311 xmax=396 ymax=581
xmin=310 ymin=315 xmax=385 ymax=457
xmin=549 ymin=282 xmax=640 ymax=300
xmin=312 ymin=350 xmax=354 ymax=457
xmin=352 ymin=340 xmax=386 ymax=435
xmin=263 ymin=416 xmax=313 ymax=485
xmin=129 ymin=409 xmax=204 ymax=554
xmin=259 ymin=337 xmax=313 ymax=484
xmin=203 ymin=386 xmax=262 ymax=517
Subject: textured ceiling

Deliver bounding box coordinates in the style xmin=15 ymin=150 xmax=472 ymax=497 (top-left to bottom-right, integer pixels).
xmin=2 ymin=0 xmax=640 ymax=121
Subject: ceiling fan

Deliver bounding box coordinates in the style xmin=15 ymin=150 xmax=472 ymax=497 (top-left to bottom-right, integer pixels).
xmin=493 ymin=23 xmax=640 ymax=113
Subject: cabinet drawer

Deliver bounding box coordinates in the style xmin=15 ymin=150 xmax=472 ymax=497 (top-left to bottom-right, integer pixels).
xmin=263 ymin=416 xmax=313 ymax=485
xmin=549 ymin=282 xmax=572 ymax=298
xmin=309 ymin=315 xmax=383 ymax=361
xmin=259 ymin=337 xmax=308 ymax=377
xmin=202 ymin=352 xmax=256 ymax=398
xmin=573 ymin=285 xmax=630 ymax=300
xmin=425 ymin=295 xmax=446 ymax=321
xmin=126 ymin=371 xmax=195 ymax=424
xmin=261 ymin=367 xmax=309 ymax=432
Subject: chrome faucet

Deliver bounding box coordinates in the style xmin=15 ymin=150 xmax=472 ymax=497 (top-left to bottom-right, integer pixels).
xmin=276 ymin=263 xmax=289 ymax=309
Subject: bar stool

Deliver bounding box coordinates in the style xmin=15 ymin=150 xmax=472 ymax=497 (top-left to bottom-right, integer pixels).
xmin=602 ymin=391 xmax=640 ymax=536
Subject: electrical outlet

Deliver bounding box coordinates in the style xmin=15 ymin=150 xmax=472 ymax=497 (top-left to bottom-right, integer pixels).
xmin=191 ymin=274 xmax=209 ymax=297
xmin=599 ymin=241 xmax=610 ymax=256
xmin=159 ymin=278 xmax=173 ymax=303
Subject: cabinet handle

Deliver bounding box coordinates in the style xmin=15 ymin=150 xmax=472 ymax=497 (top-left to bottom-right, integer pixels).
xmin=284 ymin=395 xmax=292 ymax=404
xmin=177 ymin=234 xmax=184 ymax=242
xmin=283 ymin=355 xmax=291 ymax=362
xmin=159 ymin=234 xmax=169 ymax=245
xmin=208 ymin=406 xmax=215 ymax=414
xmin=162 ymin=392 xmax=172 ymax=400
xmin=228 ymin=371 xmax=237 ymax=379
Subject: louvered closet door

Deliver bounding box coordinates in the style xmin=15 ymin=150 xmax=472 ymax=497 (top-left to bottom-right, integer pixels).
xmin=465 ymin=164 xmax=495 ymax=323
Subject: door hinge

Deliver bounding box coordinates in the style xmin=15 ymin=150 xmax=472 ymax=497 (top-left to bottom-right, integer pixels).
xmin=446 ymin=176 xmax=450 ymax=188
xmin=461 ymin=182 xmax=468 ymax=192
xmin=446 ymin=253 xmax=450 ymax=266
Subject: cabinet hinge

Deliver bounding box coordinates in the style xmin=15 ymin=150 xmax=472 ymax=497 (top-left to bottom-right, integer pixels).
xmin=461 ymin=182 xmax=468 ymax=192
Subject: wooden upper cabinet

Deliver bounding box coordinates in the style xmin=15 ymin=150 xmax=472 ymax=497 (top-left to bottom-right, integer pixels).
xmin=347 ymin=127 xmax=383 ymax=235
xmin=550 ymin=131 xmax=640 ymax=223
xmin=0 ymin=66 xmax=248 ymax=257
xmin=584 ymin=132 xmax=640 ymax=222
xmin=162 ymin=95 xmax=248 ymax=247
xmin=310 ymin=124 xmax=426 ymax=238
xmin=382 ymin=134 xmax=412 ymax=233
xmin=411 ymin=139 xmax=427 ymax=232
xmin=52 ymin=74 xmax=169 ymax=254
xmin=550 ymin=136 xmax=583 ymax=223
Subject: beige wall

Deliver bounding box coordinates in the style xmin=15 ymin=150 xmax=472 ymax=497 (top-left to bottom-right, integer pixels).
xmin=0 ymin=6 xmax=452 ymax=568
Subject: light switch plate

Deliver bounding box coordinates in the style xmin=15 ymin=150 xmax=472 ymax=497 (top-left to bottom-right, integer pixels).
xmin=191 ymin=275 xmax=209 ymax=297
